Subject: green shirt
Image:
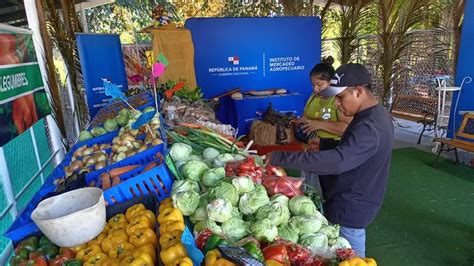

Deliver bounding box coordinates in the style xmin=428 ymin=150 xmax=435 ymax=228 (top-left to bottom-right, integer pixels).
xmin=304 ymin=94 xmax=340 ymax=140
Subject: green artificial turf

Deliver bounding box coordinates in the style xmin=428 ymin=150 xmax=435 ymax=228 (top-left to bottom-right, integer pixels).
xmin=367 ymin=148 xmax=474 ymax=266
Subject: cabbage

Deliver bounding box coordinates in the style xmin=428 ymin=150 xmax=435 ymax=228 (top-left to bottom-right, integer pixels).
xmin=91 ymin=127 xmax=107 ymax=137
xmin=232 ymin=176 xmax=255 ymax=194
xmin=254 ymin=202 xmax=290 ymax=226
xmin=79 ymin=130 xmax=93 ymax=142
xmin=143 ymin=106 xmax=155 ymax=113
xmin=314 ymin=210 xmax=329 ymax=225
xmin=270 ymin=194 xmax=290 ymax=207
xmin=104 ymin=118 xmax=118 ymax=132
xmin=203 ymin=148 xmax=220 ymax=160
xmin=207 ymin=198 xmax=233 ymax=223
xmin=188 ymin=154 xmax=202 ymax=161
xmin=118 ymin=108 xmax=131 ymax=118
xmin=171 ymin=180 xmax=200 ymax=195
xmin=190 ymin=194 xmax=209 ymax=224
xmin=299 ymin=233 xmax=329 ymax=254
xmin=172 ymin=190 xmax=200 ymax=215
xmin=181 ymin=160 xmax=209 ymax=181
xmin=115 ymin=115 xmax=129 ymax=127
xmin=329 ymin=237 xmax=351 ymax=250
xmin=289 ymin=195 xmax=317 ymax=216
xmin=222 ymin=217 xmax=249 ymax=241
xmin=202 ymin=167 xmax=226 ymax=187
xmin=213 ymin=154 xmax=235 ymax=167
xmin=170 ymin=143 xmax=193 ymax=162
xmin=290 ymin=216 xmax=323 ymax=235
xmin=278 ymin=223 xmax=299 ymax=243
xmin=194 ymin=219 xmax=222 ymax=234
xmin=318 ymin=224 xmax=340 ymax=240
xmin=231 ymin=207 xmax=242 ymax=219
xmin=209 ymin=182 xmax=239 ymax=206
xmin=239 ymin=185 xmax=270 ymax=215
xmin=250 ymin=219 xmax=278 ymax=242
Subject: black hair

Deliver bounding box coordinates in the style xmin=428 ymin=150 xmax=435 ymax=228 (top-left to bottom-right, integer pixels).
xmin=322 ymin=56 xmax=335 ymax=66
xmin=309 ymin=63 xmax=336 ymax=82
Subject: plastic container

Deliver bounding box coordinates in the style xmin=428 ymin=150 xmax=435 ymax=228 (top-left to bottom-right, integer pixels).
xmin=31 ymin=187 xmax=106 ymax=247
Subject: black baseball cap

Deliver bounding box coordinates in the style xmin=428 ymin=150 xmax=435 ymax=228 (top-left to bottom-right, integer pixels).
xmin=320 ymin=63 xmax=372 ymax=97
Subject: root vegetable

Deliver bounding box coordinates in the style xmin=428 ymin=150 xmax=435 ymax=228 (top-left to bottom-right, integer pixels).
xmin=109 ymin=165 xmax=140 ymax=177
xmin=112 ymin=176 xmax=121 ymax=187
xmin=101 ymin=173 xmax=111 ymax=189
xmin=70 ymin=160 xmax=84 ymax=171
xmin=151 ymin=138 xmax=163 ymax=146
xmin=95 ymin=161 xmax=106 ymax=170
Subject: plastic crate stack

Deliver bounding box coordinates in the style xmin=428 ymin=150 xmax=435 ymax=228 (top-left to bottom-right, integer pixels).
xmin=5 ymin=94 xmax=173 ymax=244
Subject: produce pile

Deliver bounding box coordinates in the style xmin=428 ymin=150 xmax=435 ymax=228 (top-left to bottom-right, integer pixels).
xmin=164 ymin=127 xmax=374 ymax=265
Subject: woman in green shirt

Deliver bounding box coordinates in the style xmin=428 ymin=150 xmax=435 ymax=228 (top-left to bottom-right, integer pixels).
xmin=298 ymin=62 xmax=352 ymax=151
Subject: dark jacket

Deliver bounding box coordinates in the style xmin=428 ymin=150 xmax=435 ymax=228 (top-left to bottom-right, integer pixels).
xmin=270 ymin=104 xmax=394 ymax=228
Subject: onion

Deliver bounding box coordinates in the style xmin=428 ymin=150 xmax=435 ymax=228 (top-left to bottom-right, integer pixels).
xmin=117 ymin=146 xmax=129 ymax=153
xmin=85 ymin=157 xmax=96 ymax=166
xmin=121 ymin=134 xmax=135 ymax=142
xmin=94 ymin=152 xmax=107 ymax=162
xmin=82 ymin=156 xmax=91 ymax=164
xmin=126 ymin=150 xmax=137 ymax=157
xmin=151 ymin=138 xmax=163 ymax=146
xmin=112 ymin=144 xmax=119 ymax=153
xmin=116 ymin=152 xmax=127 ymax=162
xmin=130 ymin=129 xmax=140 ymax=136
xmin=137 ymin=145 xmax=148 ymax=153
xmin=73 ymin=146 xmax=86 ymax=158
xmin=70 ymin=160 xmax=84 ymax=171
xmin=95 ymin=161 xmax=106 ymax=170
xmin=82 ymin=148 xmax=94 ymax=156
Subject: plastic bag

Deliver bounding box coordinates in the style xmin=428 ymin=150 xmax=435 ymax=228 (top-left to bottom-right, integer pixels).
xmin=262 ymin=175 xmax=304 ymax=197
xmin=273 ymin=240 xmax=312 ymax=265
xmin=195 ymin=229 xmax=213 ymax=250
xmin=225 ymin=157 xmax=263 ymax=183
xmin=299 ymin=255 xmax=325 ymax=266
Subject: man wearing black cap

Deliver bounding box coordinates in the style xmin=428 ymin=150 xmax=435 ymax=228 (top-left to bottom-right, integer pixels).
xmin=266 ymin=63 xmax=394 ymax=257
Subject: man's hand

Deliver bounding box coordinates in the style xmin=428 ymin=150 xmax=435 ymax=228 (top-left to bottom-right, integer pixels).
xmin=307 ymin=137 xmax=320 ymax=152
xmin=12 ymin=94 xmax=38 ymax=134
xmin=302 ymin=120 xmax=321 ymax=134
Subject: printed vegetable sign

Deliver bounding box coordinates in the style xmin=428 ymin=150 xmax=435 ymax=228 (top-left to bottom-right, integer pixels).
xmin=0 ymin=26 xmax=51 ymax=146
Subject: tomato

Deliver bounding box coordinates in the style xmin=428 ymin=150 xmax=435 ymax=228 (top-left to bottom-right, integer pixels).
xmin=262 ymin=245 xmax=290 ymax=266
xmin=285 ymin=243 xmax=311 ymax=264
xmin=195 ymin=229 xmax=213 ymax=250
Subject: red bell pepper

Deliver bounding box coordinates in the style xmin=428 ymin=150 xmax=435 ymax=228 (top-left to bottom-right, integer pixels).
xmin=262 ymin=244 xmax=290 ymax=266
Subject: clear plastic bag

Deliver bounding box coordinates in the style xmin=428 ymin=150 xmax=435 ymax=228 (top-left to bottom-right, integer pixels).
xmin=224 ymin=157 xmax=264 ymax=183
xmin=261 ymin=175 xmax=304 ymax=197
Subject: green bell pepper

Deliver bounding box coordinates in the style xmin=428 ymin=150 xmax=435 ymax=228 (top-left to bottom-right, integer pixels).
xmin=38 ymin=236 xmax=52 ymax=247
xmin=10 ymin=255 xmax=27 ymax=266
xmin=38 ymin=244 xmax=59 ymax=260
xmin=243 ymin=242 xmax=264 ymax=262
xmin=203 ymin=234 xmax=223 ymax=254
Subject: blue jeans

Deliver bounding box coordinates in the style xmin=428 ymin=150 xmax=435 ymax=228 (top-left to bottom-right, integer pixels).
xmin=340 ymin=226 xmax=366 ymax=258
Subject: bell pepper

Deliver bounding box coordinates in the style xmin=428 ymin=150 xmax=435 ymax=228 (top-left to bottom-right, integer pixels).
xmin=160 ymin=198 xmax=173 ymax=208
xmin=160 ymin=242 xmax=187 ymax=265
xmin=338 ymin=257 xmax=377 ymax=266
xmin=159 ymin=220 xmax=185 ymax=235
xmin=108 ymin=242 xmax=135 ymax=259
xmin=88 ymin=233 xmax=107 ymax=247
xmin=76 ymin=244 xmax=103 ymax=261
xmin=38 ymin=245 xmax=59 ymax=260
xmin=125 ymin=204 xmax=146 ymax=222
xmin=129 ymin=227 xmax=158 ymax=248
xmin=262 ymin=245 xmax=290 ymax=266
xmin=38 ymin=236 xmax=52 ymax=248
xmin=243 ymin=242 xmax=264 ymax=262
xmin=285 ymin=243 xmax=311 ymax=265
xmin=120 ymin=250 xmax=154 ymax=266
xmin=109 ymin=214 xmax=128 ymax=229
xmin=165 ymin=256 xmax=193 ymax=266
xmin=364 ymin=258 xmax=377 ymax=266
xmin=265 ymin=260 xmax=284 ymax=266
xmin=159 ymin=202 xmax=174 ymax=214
xmin=159 ymin=230 xmax=183 ymax=249
xmin=15 ymin=236 xmax=39 ymax=255
xmin=71 ymin=243 xmax=87 ymax=253
xmin=25 ymin=256 xmax=47 ymax=266
xmin=126 ymin=215 xmax=154 ymax=235
xmin=157 ymin=207 xmax=184 ymax=224
xmin=83 ymin=252 xmax=108 ymax=266
xmin=102 ymin=230 xmax=129 ymax=253
xmin=195 ymin=229 xmax=213 ymax=250
xmin=100 ymin=258 xmax=121 ymax=266
xmin=102 ymin=224 xmax=111 ymax=235
xmin=205 ymin=249 xmax=236 ymax=266
xmin=9 ymin=255 xmax=27 ymax=266
xmin=137 ymin=243 xmax=157 ymax=263
xmin=203 ymin=234 xmax=230 ymax=254
xmin=48 ymin=248 xmax=76 ymax=266
xmin=63 ymin=259 xmax=82 ymax=266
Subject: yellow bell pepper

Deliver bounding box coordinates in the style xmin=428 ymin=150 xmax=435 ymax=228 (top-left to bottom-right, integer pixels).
xmin=160 ymin=197 xmax=173 ymax=207
xmin=159 ymin=202 xmax=174 ymax=214
xmin=71 ymin=243 xmax=87 ymax=253
xmin=125 ymin=204 xmax=146 ymax=222
xmin=165 ymin=256 xmax=193 ymax=266
xmin=137 ymin=243 xmax=157 ymax=263
xmin=126 ymin=218 xmax=152 ymax=235
xmin=339 ymin=257 xmax=376 ymax=266
xmin=129 ymin=227 xmax=158 ymax=248
xmin=159 ymin=230 xmax=183 ymax=249
xmin=108 ymin=242 xmax=136 ymax=259
xmin=158 ymin=207 xmax=184 ymax=224
xmin=160 ymin=242 xmax=187 ymax=265
xmin=265 ymin=260 xmax=284 ymax=266
xmin=102 ymin=224 xmax=111 ymax=235
xmin=205 ymin=249 xmax=236 ymax=266
xmin=102 ymin=229 xmax=129 ymax=253
xmin=364 ymin=258 xmax=377 ymax=266
xmin=159 ymin=220 xmax=185 ymax=235
xmin=120 ymin=249 xmax=154 ymax=266
xmin=88 ymin=233 xmax=107 ymax=247
xmin=75 ymin=244 xmax=103 ymax=261
xmin=84 ymin=252 xmax=108 ymax=266
xmin=109 ymin=214 xmax=127 ymax=225
xmin=100 ymin=257 xmax=121 ymax=266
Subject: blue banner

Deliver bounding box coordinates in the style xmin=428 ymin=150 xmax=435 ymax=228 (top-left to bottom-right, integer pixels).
xmin=76 ymin=34 xmax=129 ymax=117
xmin=185 ymin=17 xmax=321 ymax=98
